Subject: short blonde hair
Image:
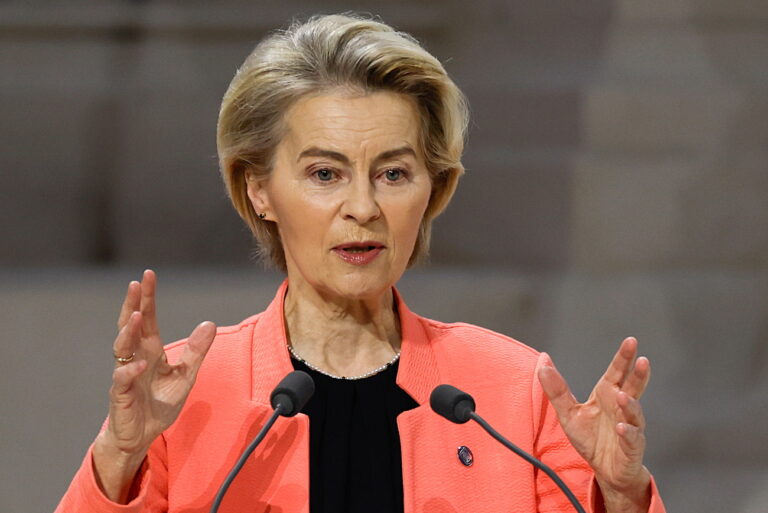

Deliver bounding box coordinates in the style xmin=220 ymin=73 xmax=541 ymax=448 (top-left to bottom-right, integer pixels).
xmin=217 ymin=13 xmax=468 ymax=270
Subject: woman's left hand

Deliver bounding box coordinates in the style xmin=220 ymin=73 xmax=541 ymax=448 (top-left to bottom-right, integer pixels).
xmin=538 ymin=337 xmax=652 ymax=513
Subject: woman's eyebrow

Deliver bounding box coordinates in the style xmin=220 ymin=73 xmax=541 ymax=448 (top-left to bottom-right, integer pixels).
xmin=297 ymin=146 xmax=416 ymax=164
xmin=297 ymin=147 xmax=349 ymax=164
xmin=375 ymin=146 xmax=416 ymax=162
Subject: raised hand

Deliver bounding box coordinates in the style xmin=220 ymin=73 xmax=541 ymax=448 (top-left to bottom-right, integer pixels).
xmin=93 ymin=270 xmax=216 ymax=503
xmin=538 ymin=338 xmax=652 ymax=513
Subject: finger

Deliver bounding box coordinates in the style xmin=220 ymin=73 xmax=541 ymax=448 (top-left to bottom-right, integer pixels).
xmin=117 ymin=281 xmax=141 ymax=331
xmin=601 ymin=337 xmax=638 ymax=387
xmin=616 ymin=422 xmax=646 ymax=459
xmin=617 ymin=391 xmax=646 ymax=431
xmin=110 ymin=359 xmax=148 ymax=397
xmin=113 ymin=312 xmax=142 ymax=369
xmin=538 ymin=355 xmax=579 ymax=424
xmin=140 ymin=269 xmax=160 ymax=337
xmin=177 ymin=321 xmax=217 ymax=379
xmin=621 ymin=356 xmax=651 ymax=399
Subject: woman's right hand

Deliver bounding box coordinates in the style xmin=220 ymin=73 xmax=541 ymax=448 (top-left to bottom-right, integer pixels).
xmin=92 ymin=270 xmax=216 ymax=503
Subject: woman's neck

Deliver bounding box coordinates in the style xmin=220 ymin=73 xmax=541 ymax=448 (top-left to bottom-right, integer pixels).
xmin=283 ymin=279 xmax=401 ymax=378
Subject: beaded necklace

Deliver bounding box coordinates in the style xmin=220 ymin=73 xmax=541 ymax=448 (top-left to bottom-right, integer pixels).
xmin=287 ymin=344 xmax=401 ymax=380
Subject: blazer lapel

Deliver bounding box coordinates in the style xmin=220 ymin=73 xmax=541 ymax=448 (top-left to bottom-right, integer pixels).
xmin=250 ymin=279 xmax=295 ymax=404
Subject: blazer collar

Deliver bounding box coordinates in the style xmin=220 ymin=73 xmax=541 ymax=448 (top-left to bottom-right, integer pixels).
xmin=249 ymin=279 xmax=441 ymax=406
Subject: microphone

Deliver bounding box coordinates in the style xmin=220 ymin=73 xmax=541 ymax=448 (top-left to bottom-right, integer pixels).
xmin=210 ymin=371 xmax=315 ymax=513
xmin=270 ymin=369 xmax=316 ymax=416
xmin=430 ymin=384 xmax=586 ymax=513
xmin=429 ymin=384 xmax=475 ymax=423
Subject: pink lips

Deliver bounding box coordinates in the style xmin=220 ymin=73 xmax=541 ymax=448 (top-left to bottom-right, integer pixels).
xmin=332 ymin=241 xmax=386 ymax=266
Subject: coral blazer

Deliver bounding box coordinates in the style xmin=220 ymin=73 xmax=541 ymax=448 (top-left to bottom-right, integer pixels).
xmin=56 ymin=281 xmax=664 ymax=513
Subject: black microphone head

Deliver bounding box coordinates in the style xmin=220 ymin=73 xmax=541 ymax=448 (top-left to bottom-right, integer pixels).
xmin=430 ymin=384 xmax=476 ymax=424
xmin=270 ymin=370 xmax=315 ymax=417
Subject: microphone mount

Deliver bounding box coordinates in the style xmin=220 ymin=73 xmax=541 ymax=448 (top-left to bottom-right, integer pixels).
xmin=430 ymin=384 xmax=587 ymax=513
xmin=209 ymin=371 xmax=314 ymax=513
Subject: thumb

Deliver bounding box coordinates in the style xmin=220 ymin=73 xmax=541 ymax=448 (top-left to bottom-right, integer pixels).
xmin=178 ymin=321 xmax=217 ymax=377
xmin=538 ymin=355 xmax=578 ymax=421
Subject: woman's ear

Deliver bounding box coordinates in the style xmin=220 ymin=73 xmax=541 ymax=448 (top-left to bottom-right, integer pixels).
xmin=245 ymin=171 xmax=273 ymax=221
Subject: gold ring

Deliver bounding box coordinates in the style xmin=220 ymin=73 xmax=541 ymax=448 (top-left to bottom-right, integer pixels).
xmin=114 ymin=352 xmax=136 ymax=364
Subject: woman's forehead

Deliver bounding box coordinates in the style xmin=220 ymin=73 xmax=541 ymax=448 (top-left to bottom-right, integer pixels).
xmin=281 ymin=91 xmax=421 ymax=155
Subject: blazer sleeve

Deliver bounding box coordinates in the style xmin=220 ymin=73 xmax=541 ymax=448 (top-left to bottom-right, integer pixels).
xmin=54 ymin=432 xmax=169 ymax=513
xmin=531 ymin=353 xmax=666 ymax=513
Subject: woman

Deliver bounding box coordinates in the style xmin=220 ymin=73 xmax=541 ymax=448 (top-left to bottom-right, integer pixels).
xmin=57 ymin=14 xmax=665 ymax=513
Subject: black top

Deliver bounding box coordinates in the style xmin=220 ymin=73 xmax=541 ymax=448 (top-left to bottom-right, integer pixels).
xmin=291 ymin=356 xmax=419 ymax=513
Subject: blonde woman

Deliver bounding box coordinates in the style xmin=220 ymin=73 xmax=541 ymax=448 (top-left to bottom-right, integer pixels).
xmin=57 ymin=14 xmax=665 ymax=513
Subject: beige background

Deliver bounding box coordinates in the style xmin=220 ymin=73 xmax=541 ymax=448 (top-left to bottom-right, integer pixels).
xmin=1 ymin=1 xmax=767 ymax=511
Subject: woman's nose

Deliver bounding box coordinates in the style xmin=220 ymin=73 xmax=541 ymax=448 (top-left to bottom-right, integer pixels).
xmin=340 ymin=181 xmax=381 ymax=224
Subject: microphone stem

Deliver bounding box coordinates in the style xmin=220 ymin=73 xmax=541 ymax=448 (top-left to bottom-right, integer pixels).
xmin=209 ymin=404 xmax=287 ymax=513
xmin=468 ymin=411 xmax=587 ymax=513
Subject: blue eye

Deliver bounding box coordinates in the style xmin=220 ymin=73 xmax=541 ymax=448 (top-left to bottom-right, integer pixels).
xmin=384 ymin=168 xmax=403 ymax=181
xmin=314 ymin=168 xmax=334 ymax=181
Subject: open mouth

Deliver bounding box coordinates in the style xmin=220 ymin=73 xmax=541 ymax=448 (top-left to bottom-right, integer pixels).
xmin=332 ymin=242 xmax=386 ymax=265
xmin=341 ymin=245 xmax=380 ymax=253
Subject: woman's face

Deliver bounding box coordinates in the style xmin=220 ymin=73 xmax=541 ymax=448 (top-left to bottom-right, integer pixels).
xmin=248 ymin=91 xmax=432 ymax=301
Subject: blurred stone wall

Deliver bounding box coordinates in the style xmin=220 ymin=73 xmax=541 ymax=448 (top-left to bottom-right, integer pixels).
xmin=1 ymin=1 xmax=767 ymax=512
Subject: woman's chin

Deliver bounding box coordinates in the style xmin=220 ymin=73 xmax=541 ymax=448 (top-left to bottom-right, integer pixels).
xmin=319 ymin=266 xmax=400 ymax=301
xmin=333 ymin=275 xmax=394 ymax=300
xmin=287 ymin=254 xmax=404 ymax=302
